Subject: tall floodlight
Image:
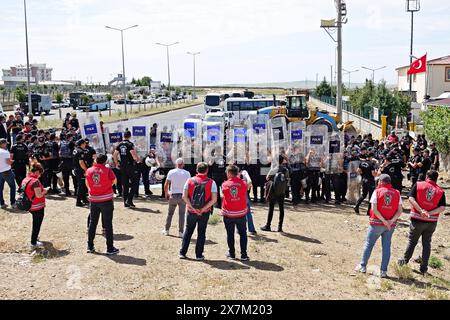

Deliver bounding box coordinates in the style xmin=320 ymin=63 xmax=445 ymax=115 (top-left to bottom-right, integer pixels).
xmin=361 ymin=66 xmax=387 ymax=83
xmin=187 ymin=52 xmax=200 ymax=99
xmin=23 ymin=0 xmax=32 ymax=115
xmin=342 ymin=69 xmax=359 ymax=89
xmin=156 ymin=42 xmax=179 ymax=103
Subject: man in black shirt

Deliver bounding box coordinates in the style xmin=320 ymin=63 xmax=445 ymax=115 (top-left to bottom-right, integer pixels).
xmin=46 ymin=133 xmax=61 ymax=194
xmin=408 ymin=148 xmax=422 ymax=187
xmin=69 ymin=114 xmax=79 ymax=130
xmin=354 ymin=153 xmax=376 ymax=215
xmin=10 ymin=134 xmax=28 ymax=192
xmin=59 ymin=133 xmax=77 ymax=196
xmin=74 ymin=139 xmax=89 ymax=207
xmin=10 ymin=114 xmax=24 ymax=144
xmin=84 ymin=139 xmax=96 ymax=168
xmin=419 ymin=149 xmax=432 ymax=181
xmin=429 ymin=142 xmax=439 ymax=171
xmin=113 ymin=131 xmax=140 ymax=208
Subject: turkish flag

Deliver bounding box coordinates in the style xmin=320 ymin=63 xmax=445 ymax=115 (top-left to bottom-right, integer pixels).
xmin=407 ymin=54 xmax=427 ymax=75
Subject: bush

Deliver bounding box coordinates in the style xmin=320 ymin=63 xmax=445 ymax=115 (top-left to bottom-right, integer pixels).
xmin=208 ymin=214 xmax=221 ymax=225
xmin=429 ymin=256 xmax=444 ymax=270
xmin=393 ymin=264 xmax=414 ymax=281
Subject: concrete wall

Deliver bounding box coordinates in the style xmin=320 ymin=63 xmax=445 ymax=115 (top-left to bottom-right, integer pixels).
xmin=311 ymin=97 xmax=383 ymax=140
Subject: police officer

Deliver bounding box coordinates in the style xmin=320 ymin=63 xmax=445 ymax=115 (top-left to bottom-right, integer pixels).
xmin=35 ymin=136 xmax=51 ymax=187
xmin=419 ymin=149 xmax=432 ymax=181
xmin=398 ymin=170 xmax=446 ymax=275
xmin=390 ymin=149 xmax=406 ymax=192
xmin=136 ymin=151 xmax=152 ymax=199
xmin=46 ymin=133 xmax=61 ymax=194
xmin=10 ymin=134 xmax=29 ymax=192
xmin=429 ymin=142 xmax=439 ymax=171
xmin=59 ymin=133 xmax=77 ymax=196
xmin=288 ymin=146 xmax=305 ymax=206
xmin=208 ymin=148 xmax=226 ymax=208
xmin=84 ymin=139 xmax=96 ymax=169
xmin=354 ymin=152 xmax=377 ymax=215
xmin=305 ymin=150 xmax=321 ymax=204
xmin=113 ymin=130 xmax=140 ymax=208
xmin=408 ymin=147 xmax=422 ymax=187
xmin=74 ymin=139 xmax=89 ymax=207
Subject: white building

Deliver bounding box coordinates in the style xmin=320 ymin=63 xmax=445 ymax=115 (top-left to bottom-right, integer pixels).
xmin=396 ymin=55 xmax=450 ymax=103
xmin=150 ymin=81 xmax=162 ymax=93
xmin=2 ymin=63 xmax=53 ymax=88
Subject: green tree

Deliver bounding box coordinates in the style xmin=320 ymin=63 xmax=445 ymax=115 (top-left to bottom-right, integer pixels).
xmin=55 ymin=92 xmax=64 ymax=108
xmin=315 ymin=79 xmax=332 ymax=97
xmin=128 ymin=92 xmax=134 ymax=101
xmin=14 ymin=88 xmax=27 ymax=103
xmin=106 ymin=93 xmax=112 ymax=102
xmin=421 ymin=106 xmax=450 ymax=154
xmin=141 ymin=76 xmax=152 ymax=86
xmin=82 ymin=95 xmax=91 ymax=106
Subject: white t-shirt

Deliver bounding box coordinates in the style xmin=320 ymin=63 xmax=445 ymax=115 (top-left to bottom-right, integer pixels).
xmin=370 ymin=191 xmax=403 ymax=205
xmin=166 ymin=168 xmax=191 ymax=194
xmin=0 ymin=148 xmax=11 ymax=173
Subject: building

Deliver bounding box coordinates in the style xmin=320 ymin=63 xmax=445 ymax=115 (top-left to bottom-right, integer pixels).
xmin=150 ymin=81 xmax=162 ymax=93
xmin=396 ymin=55 xmax=450 ymax=103
xmin=2 ymin=63 xmax=53 ymax=88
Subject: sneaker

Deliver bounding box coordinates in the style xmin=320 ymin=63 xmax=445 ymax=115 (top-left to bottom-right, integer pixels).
xmin=260 ymin=225 xmax=271 ymax=232
xmin=248 ymin=231 xmax=257 ymax=236
xmin=126 ymin=202 xmax=136 ymax=209
xmin=355 ymin=264 xmax=367 ymax=273
xmin=178 ymin=232 xmax=183 ymax=238
xmin=179 ymin=253 xmax=187 ymax=259
xmin=226 ymin=253 xmax=236 ymax=260
xmin=162 ymin=230 xmax=169 ymax=236
xmin=30 ymin=241 xmax=44 ymax=249
xmin=397 ymin=258 xmax=407 ymax=266
xmin=380 ymin=271 xmax=388 ymax=278
xmin=124 ymin=203 xmax=130 ymax=208
xmin=11 ymin=203 xmax=18 ymax=210
xmin=106 ymin=247 xmax=120 ymax=255
xmin=87 ymin=247 xmax=96 ymax=254
xmin=115 ymin=194 xmax=122 ymax=198
xmin=76 ymin=203 xmax=86 ymax=207
xmin=240 ymin=255 xmax=250 ymax=261
xmin=196 ymin=256 xmax=205 ymax=261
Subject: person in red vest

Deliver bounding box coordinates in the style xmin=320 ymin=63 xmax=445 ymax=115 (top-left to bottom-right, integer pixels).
xmin=85 ymin=154 xmax=119 ymax=255
xmin=355 ymin=174 xmax=403 ymax=278
xmin=180 ymin=162 xmax=217 ymax=261
xmin=220 ymin=165 xmax=250 ymax=261
xmin=22 ymin=163 xmax=47 ymax=249
xmin=398 ymin=170 xmax=446 ymax=274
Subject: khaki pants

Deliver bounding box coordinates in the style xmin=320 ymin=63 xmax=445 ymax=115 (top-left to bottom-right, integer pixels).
xmin=165 ymin=194 xmax=186 ymax=233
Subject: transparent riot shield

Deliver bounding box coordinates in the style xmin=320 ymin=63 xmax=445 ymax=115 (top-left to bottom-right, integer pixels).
xmin=226 ymin=124 xmax=248 ymax=165
xmin=305 ymin=124 xmax=329 ymax=170
xmin=79 ymin=114 xmax=105 ymax=154
xmin=326 ymin=132 xmax=345 ymax=174
xmin=269 ymin=116 xmax=288 ymax=169
xmin=203 ymin=121 xmax=224 ymax=165
xmin=247 ymin=114 xmax=270 ymax=165
xmin=287 ymin=120 xmax=307 ymax=170
xmin=180 ymin=119 xmax=203 ymax=167
xmin=347 ymin=160 xmax=361 ymax=204
xmin=131 ymin=125 xmax=149 ymax=158
xmin=156 ymin=123 xmax=179 ymax=169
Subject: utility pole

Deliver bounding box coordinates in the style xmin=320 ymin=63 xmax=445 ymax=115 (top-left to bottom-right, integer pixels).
xmin=187 ymin=52 xmax=200 ymax=99
xmin=336 ymin=0 xmax=343 ymax=121
xmin=156 ymin=42 xmax=179 ymax=104
xmin=406 ymin=0 xmax=420 ymax=101
xmin=23 ymin=0 xmax=32 ymax=115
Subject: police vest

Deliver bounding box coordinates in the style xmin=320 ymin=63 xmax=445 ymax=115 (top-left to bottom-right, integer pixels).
xmin=221 ymin=177 xmax=249 ymax=218
xmin=22 ymin=174 xmax=46 ymax=212
xmin=369 ymin=184 xmax=400 ymax=226
xmin=86 ymin=164 xmax=115 ymax=202
xmin=410 ymin=180 xmax=444 ymax=222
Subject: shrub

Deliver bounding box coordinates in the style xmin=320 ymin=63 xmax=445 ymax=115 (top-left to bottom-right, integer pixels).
xmin=429 ymin=256 xmax=443 ymax=270
xmin=208 ymin=214 xmax=221 ymax=225
xmin=393 ymin=264 xmax=414 ymax=281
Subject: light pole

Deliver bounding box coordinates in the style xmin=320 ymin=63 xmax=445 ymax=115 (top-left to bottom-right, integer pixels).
xmin=361 ymin=66 xmax=386 ymax=83
xmin=342 ymin=68 xmax=359 ymax=89
xmin=406 ymin=0 xmax=420 ymax=100
xmin=23 ymin=0 xmax=32 ymax=115
xmin=105 ymin=24 xmax=138 ymax=114
xmin=156 ymin=42 xmax=179 ymax=103
xmin=187 ymin=51 xmax=200 ymax=100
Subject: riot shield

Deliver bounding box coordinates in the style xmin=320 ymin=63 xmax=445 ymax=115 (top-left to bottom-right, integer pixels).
xmin=247 ymin=114 xmax=270 ymax=165
xmin=326 ymin=132 xmax=345 ymax=174
xmin=131 ymin=125 xmax=149 ymax=158
xmin=203 ymin=121 xmax=224 ymax=165
xmin=156 ymin=123 xmax=179 ymax=169
xmin=287 ymin=120 xmax=307 ymax=169
xmin=226 ymin=124 xmax=248 ymax=165
xmin=305 ymin=124 xmax=329 ymax=170
xmin=181 ymin=119 xmax=203 ymax=166
xmin=347 ymin=160 xmax=361 ymax=204
xmin=79 ymin=114 xmax=105 ymax=154
xmin=269 ymin=116 xmax=288 ymax=168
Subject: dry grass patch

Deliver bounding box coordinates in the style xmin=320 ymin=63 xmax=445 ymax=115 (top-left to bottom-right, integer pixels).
xmin=393 ymin=264 xmax=414 ymax=281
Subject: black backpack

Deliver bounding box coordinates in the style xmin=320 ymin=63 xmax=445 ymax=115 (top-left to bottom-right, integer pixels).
xmin=190 ymin=178 xmax=210 ymax=209
xmin=60 ymin=141 xmax=72 ymax=159
xmin=272 ymin=168 xmax=288 ymax=197
xmin=16 ymin=180 xmax=35 ymax=212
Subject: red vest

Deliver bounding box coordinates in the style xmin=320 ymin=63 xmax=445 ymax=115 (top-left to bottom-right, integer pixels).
xmin=410 ymin=180 xmax=444 ymax=222
xmin=187 ymin=174 xmax=214 ymax=215
xmin=369 ymin=184 xmax=400 ymax=226
xmin=22 ymin=174 xmax=45 ymax=212
xmin=221 ymin=177 xmax=248 ymax=218
xmin=86 ymin=164 xmax=115 ymax=202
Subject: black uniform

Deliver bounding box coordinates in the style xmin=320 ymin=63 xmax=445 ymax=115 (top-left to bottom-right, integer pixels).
xmin=430 ymin=149 xmax=439 ymax=171
xmin=409 ymin=154 xmax=422 ymax=186
xmin=116 ymin=140 xmax=139 ymax=206
xmin=10 ymin=142 xmax=28 ymax=190
xmin=209 ymin=155 xmax=226 ymax=208
xmin=84 ymin=146 xmax=96 ymax=168
xmin=46 ymin=140 xmax=60 ymax=192
xmin=420 ymin=155 xmax=432 ymax=181
xmin=289 ymin=153 xmax=306 ymax=205
xmin=137 ymin=155 xmax=151 ymax=197
xmin=74 ymin=147 xmax=88 ymax=206
xmin=59 ymin=140 xmax=77 ymax=196
xmin=391 ymin=155 xmax=406 ymax=192
xmin=354 ymin=158 xmax=376 ymax=215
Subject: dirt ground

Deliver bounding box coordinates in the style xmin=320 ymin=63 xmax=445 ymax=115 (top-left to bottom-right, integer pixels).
xmin=0 ymin=182 xmax=449 ymax=300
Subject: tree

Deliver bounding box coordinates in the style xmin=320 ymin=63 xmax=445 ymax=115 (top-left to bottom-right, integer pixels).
xmin=421 ymin=106 xmax=450 ymax=154
xmin=106 ymin=93 xmax=112 ymax=102
xmin=315 ymin=79 xmax=332 ymax=97
xmin=128 ymin=92 xmax=134 ymax=101
xmin=14 ymin=88 xmax=27 ymax=103
xmin=55 ymin=92 xmax=64 ymax=108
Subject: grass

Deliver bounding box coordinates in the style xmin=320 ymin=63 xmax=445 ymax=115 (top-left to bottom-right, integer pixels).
xmin=393 ymin=264 xmax=415 ymax=281
xmin=37 ymin=99 xmax=201 ymax=129
xmin=425 ymin=287 xmax=449 ymax=300
xmin=429 ymin=256 xmax=444 ymax=270
xmin=379 ymin=280 xmax=394 ymax=292
xmin=208 ymin=214 xmax=221 ymax=225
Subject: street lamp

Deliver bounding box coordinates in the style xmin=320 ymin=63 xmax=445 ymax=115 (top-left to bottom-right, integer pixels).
xmin=23 ymin=0 xmax=32 ymax=115
xmin=105 ymin=24 xmax=138 ymax=114
xmin=361 ymin=66 xmax=386 ymax=83
xmin=342 ymin=68 xmax=359 ymax=89
xmin=187 ymin=51 xmax=200 ymax=100
xmin=406 ymin=0 xmax=420 ymax=99
xmin=156 ymin=42 xmax=179 ymax=103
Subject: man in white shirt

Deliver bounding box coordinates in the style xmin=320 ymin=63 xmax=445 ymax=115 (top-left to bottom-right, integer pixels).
xmin=163 ymin=158 xmax=191 ymax=237
xmin=0 ymin=138 xmax=17 ymax=209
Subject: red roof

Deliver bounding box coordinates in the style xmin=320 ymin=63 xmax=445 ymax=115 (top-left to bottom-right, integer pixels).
xmin=396 ymin=55 xmax=450 ymax=70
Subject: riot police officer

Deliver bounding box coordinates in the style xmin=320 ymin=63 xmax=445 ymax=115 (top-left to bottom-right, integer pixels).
xmin=46 ymin=133 xmax=61 ymax=194
xmin=113 ymin=130 xmax=140 ymax=208
xmin=354 ymin=152 xmax=377 ymax=215
xmin=74 ymin=139 xmax=89 ymax=207
xmin=59 ymin=133 xmax=77 ymax=196
xmin=10 ymin=134 xmax=29 ymax=192
xmin=84 ymin=139 xmax=96 ymax=169
xmin=208 ymin=148 xmax=226 ymax=208
xmin=288 ymin=146 xmax=305 ymax=206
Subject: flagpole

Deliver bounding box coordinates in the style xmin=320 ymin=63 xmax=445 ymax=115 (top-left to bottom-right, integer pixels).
xmin=425 ymin=52 xmax=429 ymax=100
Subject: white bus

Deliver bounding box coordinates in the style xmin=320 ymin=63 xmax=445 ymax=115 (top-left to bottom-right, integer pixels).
xmin=224 ymin=98 xmax=282 ymax=123
xmin=204 ymin=93 xmax=222 ymax=112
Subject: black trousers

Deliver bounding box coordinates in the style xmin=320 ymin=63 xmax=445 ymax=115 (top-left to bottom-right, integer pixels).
xmin=355 ymin=180 xmax=375 ymax=214
xmin=305 ymin=170 xmax=320 ymax=202
xmin=31 ymin=209 xmax=44 ymax=245
xmin=88 ymin=200 xmax=114 ymax=251
xmin=12 ymin=162 xmax=27 ymax=190
xmin=76 ymin=172 xmax=88 ymax=205
xmin=46 ymin=158 xmax=59 ymax=190
xmin=112 ymin=168 xmax=122 ymax=195
xmin=180 ymin=213 xmax=210 ymax=258
xmin=290 ymin=171 xmax=302 ymax=205
xmin=136 ymin=164 xmax=150 ymax=196
xmin=266 ymin=195 xmax=285 ymax=229
xmin=392 ymin=177 xmax=403 ymax=193
xmin=60 ymin=159 xmax=76 ymax=195
xmin=121 ymin=165 xmax=140 ymax=204
xmin=321 ymin=173 xmax=332 ymax=201
xmin=402 ymin=219 xmax=437 ymax=273
xmin=40 ymin=160 xmax=50 ymax=187
xmin=223 ymin=216 xmax=248 ymax=257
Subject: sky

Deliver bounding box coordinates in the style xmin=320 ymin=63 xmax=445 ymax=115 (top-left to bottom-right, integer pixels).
xmin=1 ymin=0 xmax=449 ymax=86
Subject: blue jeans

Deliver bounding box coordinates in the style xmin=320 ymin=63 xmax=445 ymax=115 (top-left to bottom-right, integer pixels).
xmin=0 ymin=170 xmax=16 ymax=206
xmin=360 ymin=224 xmax=395 ymax=272
xmin=246 ymin=194 xmax=256 ymax=233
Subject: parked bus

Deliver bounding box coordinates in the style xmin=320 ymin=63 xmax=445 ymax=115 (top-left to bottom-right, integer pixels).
xmin=224 ymin=98 xmax=282 ymax=123
xmin=20 ymin=94 xmax=52 ymax=115
xmin=69 ymin=92 xmax=86 ymax=110
xmin=204 ymin=93 xmax=222 ymax=113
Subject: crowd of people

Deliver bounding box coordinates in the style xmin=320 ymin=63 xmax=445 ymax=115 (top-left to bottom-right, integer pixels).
xmin=0 ymin=111 xmax=447 ymax=277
